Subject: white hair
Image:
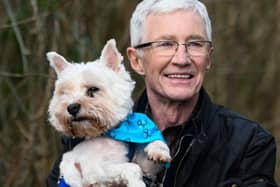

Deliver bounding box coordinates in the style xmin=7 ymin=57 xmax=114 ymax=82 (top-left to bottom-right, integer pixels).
xmin=129 ymin=0 xmax=212 ymax=47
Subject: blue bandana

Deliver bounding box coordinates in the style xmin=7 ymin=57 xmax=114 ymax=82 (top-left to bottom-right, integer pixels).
xmin=105 ymin=112 xmax=166 ymax=143
xmin=58 ymin=113 xmax=168 ymax=187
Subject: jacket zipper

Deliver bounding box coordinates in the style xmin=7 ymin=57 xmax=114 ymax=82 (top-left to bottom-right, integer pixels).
xmin=159 ymin=135 xmax=195 ymax=187
xmin=173 ymin=118 xmax=201 ymax=187
xmin=159 ymin=135 xmax=186 ymax=187
xmin=173 ymin=137 xmax=196 ymax=187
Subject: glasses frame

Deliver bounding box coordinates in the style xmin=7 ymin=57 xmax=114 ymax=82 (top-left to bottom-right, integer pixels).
xmin=134 ymin=40 xmax=213 ymax=57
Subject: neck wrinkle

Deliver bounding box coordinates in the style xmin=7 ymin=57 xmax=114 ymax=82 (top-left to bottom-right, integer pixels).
xmin=146 ymin=93 xmax=199 ymax=131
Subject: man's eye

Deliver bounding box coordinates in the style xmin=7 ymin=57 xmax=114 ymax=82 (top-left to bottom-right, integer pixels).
xmin=188 ymin=41 xmax=203 ymax=47
xmin=157 ymin=41 xmax=175 ymax=48
xmin=86 ymin=87 xmax=99 ymax=97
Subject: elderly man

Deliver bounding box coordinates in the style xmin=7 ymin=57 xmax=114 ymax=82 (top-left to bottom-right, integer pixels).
xmin=126 ymin=0 xmax=277 ymax=186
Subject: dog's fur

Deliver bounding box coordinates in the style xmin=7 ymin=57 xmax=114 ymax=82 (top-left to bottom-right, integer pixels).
xmin=47 ymin=39 xmax=171 ymax=187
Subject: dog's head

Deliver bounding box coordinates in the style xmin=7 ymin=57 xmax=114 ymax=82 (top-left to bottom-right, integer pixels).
xmin=47 ymin=39 xmax=135 ymax=137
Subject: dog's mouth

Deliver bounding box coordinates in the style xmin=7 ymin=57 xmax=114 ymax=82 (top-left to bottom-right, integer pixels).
xmin=65 ymin=116 xmax=110 ymax=137
xmin=71 ymin=116 xmax=89 ymax=122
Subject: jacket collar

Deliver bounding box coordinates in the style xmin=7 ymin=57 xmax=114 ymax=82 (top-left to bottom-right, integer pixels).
xmin=191 ymin=88 xmax=218 ymax=139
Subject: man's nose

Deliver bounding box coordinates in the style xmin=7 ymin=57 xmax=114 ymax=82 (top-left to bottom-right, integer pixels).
xmin=171 ymin=44 xmax=190 ymax=65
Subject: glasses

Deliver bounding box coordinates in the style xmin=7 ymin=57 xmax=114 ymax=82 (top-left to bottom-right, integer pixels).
xmin=134 ymin=40 xmax=212 ymax=57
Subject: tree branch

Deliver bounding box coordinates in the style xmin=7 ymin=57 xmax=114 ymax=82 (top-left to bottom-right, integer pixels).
xmin=2 ymin=0 xmax=29 ymax=73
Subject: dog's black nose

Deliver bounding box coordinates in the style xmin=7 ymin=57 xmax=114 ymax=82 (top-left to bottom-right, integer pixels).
xmin=67 ymin=103 xmax=81 ymax=116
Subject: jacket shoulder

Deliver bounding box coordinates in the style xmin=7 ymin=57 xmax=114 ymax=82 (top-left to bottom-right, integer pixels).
xmin=214 ymin=105 xmax=275 ymax=143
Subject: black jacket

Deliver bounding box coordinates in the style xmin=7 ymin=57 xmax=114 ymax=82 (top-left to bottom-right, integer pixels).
xmin=47 ymin=89 xmax=278 ymax=187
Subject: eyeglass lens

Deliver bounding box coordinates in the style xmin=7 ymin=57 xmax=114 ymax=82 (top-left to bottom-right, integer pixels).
xmin=154 ymin=41 xmax=211 ymax=57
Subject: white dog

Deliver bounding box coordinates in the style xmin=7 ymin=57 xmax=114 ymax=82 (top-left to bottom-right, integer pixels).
xmin=47 ymin=39 xmax=171 ymax=187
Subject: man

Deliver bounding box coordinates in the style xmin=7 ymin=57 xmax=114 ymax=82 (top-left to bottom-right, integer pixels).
xmin=47 ymin=0 xmax=278 ymax=186
xmin=126 ymin=0 xmax=277 ymax=186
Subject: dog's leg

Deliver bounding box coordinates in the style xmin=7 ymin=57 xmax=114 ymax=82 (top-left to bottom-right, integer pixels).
xmin=60 ymin=152 xmax=83 ymax=187
xmin=144 ymin=140 xmax=171 ymax=162
xmin=104 ymin=163 xmax=146 ymax=187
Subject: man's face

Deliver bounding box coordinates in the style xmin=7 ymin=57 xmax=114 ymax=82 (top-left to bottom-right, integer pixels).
xmin=129 ymin=10 xmax=212 ymax=103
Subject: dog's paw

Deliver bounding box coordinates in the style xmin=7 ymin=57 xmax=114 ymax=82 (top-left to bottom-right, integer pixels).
xmin=144 ymin=140 xmax=171 ymax=162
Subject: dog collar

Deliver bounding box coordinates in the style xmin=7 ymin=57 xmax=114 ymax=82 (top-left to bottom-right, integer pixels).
xmin=105 ymin=112 xmax=166 ymax=143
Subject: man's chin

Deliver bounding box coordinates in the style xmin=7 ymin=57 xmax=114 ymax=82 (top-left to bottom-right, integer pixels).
xmin=165 ymin=88 xmax=200 ymax=102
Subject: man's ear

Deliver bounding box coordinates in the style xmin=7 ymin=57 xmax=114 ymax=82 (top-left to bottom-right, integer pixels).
xmin=205 ymin=61 xmax=211 ymax=71
xmin=127 ymin=47 xmax=145 ymax=75
xmin=205 ymin=46 xmax=214 ymax=71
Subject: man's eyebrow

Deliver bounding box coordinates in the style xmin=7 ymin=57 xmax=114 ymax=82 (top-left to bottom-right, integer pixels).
xmin=153 ymin=34 xmax=207 ymax=41
xmin=153 ymin=35 xmax=176 ymax=41
xmin=186 ymin=34 xmax=206 ymax=41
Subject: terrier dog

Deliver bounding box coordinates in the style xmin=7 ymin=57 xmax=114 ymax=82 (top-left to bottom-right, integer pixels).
xmin=47 ymin=39 xmax=171 ymax=187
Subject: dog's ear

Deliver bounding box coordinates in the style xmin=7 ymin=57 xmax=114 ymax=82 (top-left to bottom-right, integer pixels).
xmin=46 ymin=52 xmax=71 ymax=75
xmin=100 ymin=39 xmax=123 ymax=72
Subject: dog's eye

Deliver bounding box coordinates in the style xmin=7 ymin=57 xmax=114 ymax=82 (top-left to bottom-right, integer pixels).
xmin=86 ymin=87 xmax=99 ymax=97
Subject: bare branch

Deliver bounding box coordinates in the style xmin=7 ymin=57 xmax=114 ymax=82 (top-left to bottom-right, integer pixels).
xmin=0 ymin=72 xmax=50 ymax=78
xmin=0 ymin=12 xmax=48 ymax=31
xmin=2 ymin=0 xmax=29 ymax=73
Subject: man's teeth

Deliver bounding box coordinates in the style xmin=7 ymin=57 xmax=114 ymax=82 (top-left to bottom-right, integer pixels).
xmin=167 ymin=74 xmax=192 ymax=78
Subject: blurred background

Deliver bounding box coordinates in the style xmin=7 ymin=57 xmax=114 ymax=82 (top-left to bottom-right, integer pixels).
xmin=0 ymin=0 xmax=279 ymax=186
